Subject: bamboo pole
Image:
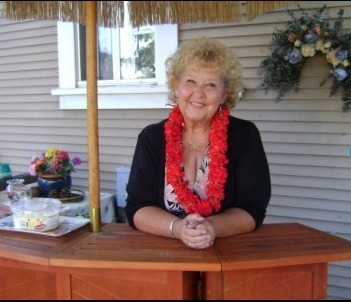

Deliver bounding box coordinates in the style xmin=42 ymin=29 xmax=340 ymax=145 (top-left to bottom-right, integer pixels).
xmin=86 ymin=1 xmax=101 ymax=232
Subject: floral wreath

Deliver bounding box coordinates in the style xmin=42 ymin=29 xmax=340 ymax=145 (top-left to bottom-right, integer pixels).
xmin=259 ymin=5 xmax=351 ymax=112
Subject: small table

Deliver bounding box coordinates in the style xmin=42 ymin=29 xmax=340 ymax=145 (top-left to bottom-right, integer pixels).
xmin=60 ymin=191 xmax=115 ymax=223
xmin=204 ymin=223 xmax=351 ymax=300
xmin=0 ymin=189 xmax=115 ymax=223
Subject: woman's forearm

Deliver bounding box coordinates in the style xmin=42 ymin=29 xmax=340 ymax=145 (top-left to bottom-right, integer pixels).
xmin=206 ymin=207 xmax=256 ymax=238
xmin=133 ymin=206 xmax=178 ymax=238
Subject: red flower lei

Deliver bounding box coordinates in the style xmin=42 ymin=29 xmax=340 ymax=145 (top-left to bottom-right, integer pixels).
xmin=165 ymin=106 xmax=229 ymax=216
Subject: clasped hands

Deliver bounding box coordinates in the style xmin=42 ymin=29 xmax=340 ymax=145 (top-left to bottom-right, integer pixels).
xmin=174 ymin=213 xmax=215 ymax=249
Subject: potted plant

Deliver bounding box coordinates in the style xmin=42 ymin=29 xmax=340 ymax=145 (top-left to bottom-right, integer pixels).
xmin=29 ymin=148 xmax=82 ymax=197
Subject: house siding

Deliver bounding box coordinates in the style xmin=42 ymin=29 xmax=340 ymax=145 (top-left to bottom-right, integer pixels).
xmin=1 ymin=1 xmax=351 ymax=299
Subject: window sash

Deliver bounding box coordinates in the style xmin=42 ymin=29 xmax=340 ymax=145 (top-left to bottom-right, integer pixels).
xmin=53 ymin=22 xmax=178 ymax=109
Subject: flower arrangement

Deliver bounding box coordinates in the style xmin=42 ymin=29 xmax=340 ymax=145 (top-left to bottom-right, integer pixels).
xmin=259 ymin=5 xmax=351 ymax=112
xmin=29 ymin=148 xmax=82 ymax=178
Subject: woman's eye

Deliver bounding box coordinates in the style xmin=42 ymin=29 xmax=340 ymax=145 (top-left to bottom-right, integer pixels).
xmin=186 ymin=79 xmax=195 ymax=84
xmin=207 ymin=83 xmax=216 ymax=88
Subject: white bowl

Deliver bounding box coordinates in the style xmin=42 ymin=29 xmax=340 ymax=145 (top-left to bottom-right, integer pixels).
xmin=11 ymin=198 xmax=62 ymax=232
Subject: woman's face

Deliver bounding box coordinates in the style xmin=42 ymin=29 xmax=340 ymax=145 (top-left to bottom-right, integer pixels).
xmin=174 ymin=62 xmax=227 ymax=126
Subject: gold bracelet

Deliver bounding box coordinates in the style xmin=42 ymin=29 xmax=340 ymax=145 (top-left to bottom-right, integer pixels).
xmin=169 ymin=218 xmax=178 ymax=238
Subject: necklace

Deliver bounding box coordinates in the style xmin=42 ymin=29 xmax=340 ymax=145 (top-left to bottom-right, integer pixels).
xmin=184 ymin=138 xmax=208 ymax=150
xmin=165 ymin=106 xmax=229 ymax=216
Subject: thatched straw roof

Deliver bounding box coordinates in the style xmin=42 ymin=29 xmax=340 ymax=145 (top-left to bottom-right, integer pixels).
xmin=5 ymin=1 xmax=299 ymax=27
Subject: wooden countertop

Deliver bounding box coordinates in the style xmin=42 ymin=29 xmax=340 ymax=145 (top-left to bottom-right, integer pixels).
xmin=50 ymin=223 xmax=220 ymax=271
xmin=215 ymin=223 xmax=351 ymax=270
xmin=0 ymin=223 xmax=220 ymax=272
xmin=0 ymin=224 xmax=90 ymax=266
xmin=1 ymin=222 xmax=351 ymax=273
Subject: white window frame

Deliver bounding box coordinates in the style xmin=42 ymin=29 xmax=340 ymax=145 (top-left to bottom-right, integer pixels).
xmin=52 ymin=22 xmax=178 ymax=109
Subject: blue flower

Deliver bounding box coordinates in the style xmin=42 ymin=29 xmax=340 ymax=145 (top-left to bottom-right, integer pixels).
xmin=336 ymin=49 xmax=348 ymax=61
xmin=331 ymin=68 xmax=348 ymax=81
xmin=284 ymin=48 xmax=302 ymax=64
xmin=304 ymin=31 xmax=318 ymax=43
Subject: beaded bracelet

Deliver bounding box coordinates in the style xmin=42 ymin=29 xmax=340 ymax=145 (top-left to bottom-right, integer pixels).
xmin=169 ymin=218 xmax=178 ymax=238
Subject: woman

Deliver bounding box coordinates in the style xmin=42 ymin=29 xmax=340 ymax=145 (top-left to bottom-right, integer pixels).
xmin=125 ymin=37 xmax=271 ymax=249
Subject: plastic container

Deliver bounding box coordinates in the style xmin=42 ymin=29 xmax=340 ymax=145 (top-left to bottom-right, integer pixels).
xmin=11 ymin=198 xmax=62 ymax=232
xmin=0 ymin=163 xmax=12 ymax=180
xmin=6 ymin=178 xmax=30 ymax=201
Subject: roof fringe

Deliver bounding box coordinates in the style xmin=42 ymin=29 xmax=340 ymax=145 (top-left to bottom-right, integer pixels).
xmin=4 ymin=1 xmax=124 ymax=27
xmin=4 ymin=1 xmax=299 ymax=27
xmin=246 ymin=1 xmax=298 ymax=21
xmin=128 ymin=1 xmax=242 ymax=27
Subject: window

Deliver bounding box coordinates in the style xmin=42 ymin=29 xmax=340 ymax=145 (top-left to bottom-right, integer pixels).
xmin=77 ymin=24 xmax=156 ymax=82
xmin=52 ymin=21 xmax=178 ymax=109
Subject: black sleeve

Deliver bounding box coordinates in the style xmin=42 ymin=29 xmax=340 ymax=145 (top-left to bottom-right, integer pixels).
xmin=226 ymin=118 xmax=271 ymax=228
xmin=125 ymin=122 xmax=165 ymax=228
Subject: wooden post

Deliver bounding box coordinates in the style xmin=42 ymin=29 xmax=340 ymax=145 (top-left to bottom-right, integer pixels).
xmin=86 ymin=1 xmax=101 ymax=232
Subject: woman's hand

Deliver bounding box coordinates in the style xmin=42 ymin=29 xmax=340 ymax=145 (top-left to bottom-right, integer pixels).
xmin=174 ymin=214 xmax=215 ymax=249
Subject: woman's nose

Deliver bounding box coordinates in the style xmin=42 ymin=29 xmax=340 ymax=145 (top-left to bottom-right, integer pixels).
xmin=193 ymin=84 xmax=205 ymax=96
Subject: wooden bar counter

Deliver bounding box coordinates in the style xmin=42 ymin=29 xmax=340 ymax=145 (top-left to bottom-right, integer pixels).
xmin=0 ymin=223 xmax=220 ymax=300
xmin=1 ymin=222 xmax=351 ymax=300
xmin=0 ymin=224 xmax=90 ymax=299
xmin=204 ymin=223 xmax=351 ymax=300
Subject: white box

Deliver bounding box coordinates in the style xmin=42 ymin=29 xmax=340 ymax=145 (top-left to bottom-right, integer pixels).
xmin=60 ymin=192 xmax=115 ymax=223
xmin=116 ymin=166 xmax=130 ymax=208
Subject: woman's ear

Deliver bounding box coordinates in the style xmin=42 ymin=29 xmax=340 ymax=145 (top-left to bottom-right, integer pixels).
xmin=221 ymin=92 xmax=228 ymax=105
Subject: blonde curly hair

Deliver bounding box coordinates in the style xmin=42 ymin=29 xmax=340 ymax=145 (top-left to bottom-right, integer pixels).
xmin=165 ymin=37 xmax=243 ymax=108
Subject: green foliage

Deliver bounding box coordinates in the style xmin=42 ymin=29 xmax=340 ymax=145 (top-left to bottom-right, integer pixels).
xmin=135 ymin=33 xmax=155 ymax=78
xmin=259 ymin=5 xmax=351 ymax=112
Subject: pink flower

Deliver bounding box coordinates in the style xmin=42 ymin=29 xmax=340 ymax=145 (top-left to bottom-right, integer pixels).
xmin=29 ymin=148 xmax=82 ymax=177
